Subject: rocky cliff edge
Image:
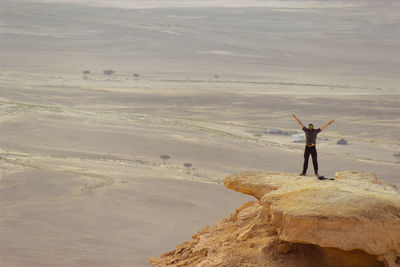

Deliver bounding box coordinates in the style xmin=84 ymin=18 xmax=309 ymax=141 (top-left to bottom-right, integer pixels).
xmin=150 ymin=171 xmax=400 ymax=267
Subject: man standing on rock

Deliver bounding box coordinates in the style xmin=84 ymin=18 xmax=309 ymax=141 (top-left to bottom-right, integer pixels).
xmin=292 ymin=114 xmax=335 ymax=178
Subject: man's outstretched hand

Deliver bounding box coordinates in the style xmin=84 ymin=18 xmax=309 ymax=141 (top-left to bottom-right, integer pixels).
xmin=321 ymin=119 xmax=336 ymax=130
xmin=292 ymin=114 xmax=304 ymax=128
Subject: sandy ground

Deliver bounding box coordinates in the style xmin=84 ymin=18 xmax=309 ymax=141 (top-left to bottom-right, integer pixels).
xmin=0 ymin=0 xmax=400 ymax=266
xmin=0 ymin=169 xmax=254 ymax=266
xmin=0 ymin=76 xmax=399 ymax=267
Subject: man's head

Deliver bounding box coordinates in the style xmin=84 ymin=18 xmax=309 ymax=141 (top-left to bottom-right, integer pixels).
xmin=308 ymin=124 xmax=314 ymax=130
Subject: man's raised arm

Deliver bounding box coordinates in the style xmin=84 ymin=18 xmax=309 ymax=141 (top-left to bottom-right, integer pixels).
xmin=292 ymin=114 xmax=305 ymax=128
xmin=320 ymin=120 xmax=335 ymax=130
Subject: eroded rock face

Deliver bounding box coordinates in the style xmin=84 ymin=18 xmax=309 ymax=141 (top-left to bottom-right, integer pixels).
xmin=150 ymin=171 xmax=400 ymax=267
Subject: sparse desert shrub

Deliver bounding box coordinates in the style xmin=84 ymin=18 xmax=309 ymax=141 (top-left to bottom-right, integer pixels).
xmin=393 ymin=153 xmax=400 ymax=163
xmin=253 ymin=133 xmax=262 ymax=142
xmin=82 ymin=70 xmax=90 ymax=79
xmin=184 ymin=163 xmax=192 ymax=174
xmin=160 ymin=155 xmax=170 ymax=165
xmin=103 ymin=69 xmax=115 ymax=79
xmin=337 ymin=139 xmax=348 ymax=145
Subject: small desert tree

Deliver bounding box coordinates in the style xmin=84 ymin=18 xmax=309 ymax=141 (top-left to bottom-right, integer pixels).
xmin=394 ymin=152 xmax=400 ymax=162
xmin=133 ymin=73 xmax=140 ymax=81
xmin=337 ymin=139 xmax=348 ymax=145
xmin=103 ymin=69 xmax=115 ymax=80
xmin=160 ymin=154 xmax=170 ymax=165
xmin=253 ymin=133 xmax=262 ymax=143
xmin=214 ymin=75 xmax=219 ymax=82
xmin=82 ymin=70 xmax=90 ymax=79
xmin=184 ymin=163 xmax=192 ymax=174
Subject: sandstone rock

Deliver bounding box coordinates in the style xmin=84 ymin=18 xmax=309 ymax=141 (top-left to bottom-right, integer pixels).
xmin=150 ymin=171 xmax=400 ymax=267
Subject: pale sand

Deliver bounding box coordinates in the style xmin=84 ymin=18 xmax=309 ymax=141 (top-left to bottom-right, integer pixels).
xmin=0 ymin=170 xmax=253 ymax=267
xmin=0 ymin=80 xmax=398 ymax=267
xmin=0 ymin=0 xmax=399 ymax=266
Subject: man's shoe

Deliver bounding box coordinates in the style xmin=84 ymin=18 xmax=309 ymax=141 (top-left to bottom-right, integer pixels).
xmin=299 ymin=173 xmax=306 ymax=176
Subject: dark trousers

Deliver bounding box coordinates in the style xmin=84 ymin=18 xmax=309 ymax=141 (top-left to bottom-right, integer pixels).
xmin=302 ymin=145 xmax=318 ymax=174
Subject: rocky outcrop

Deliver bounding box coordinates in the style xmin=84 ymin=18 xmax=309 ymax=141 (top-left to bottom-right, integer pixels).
xmin=150 ymin=171 xmax=400 ymax=267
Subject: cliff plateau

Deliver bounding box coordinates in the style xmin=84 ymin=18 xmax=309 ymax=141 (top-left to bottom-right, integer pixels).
xmin=150 ymin=171 xmax=400 ymax=267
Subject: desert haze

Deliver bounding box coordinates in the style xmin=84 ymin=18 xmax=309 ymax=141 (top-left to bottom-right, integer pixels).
xmin=0 ymin=0 xmax=399 ymax=266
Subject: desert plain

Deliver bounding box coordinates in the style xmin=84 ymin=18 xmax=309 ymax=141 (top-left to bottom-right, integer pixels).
xmin=0 ymin=0 xmax=399 ymax=266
